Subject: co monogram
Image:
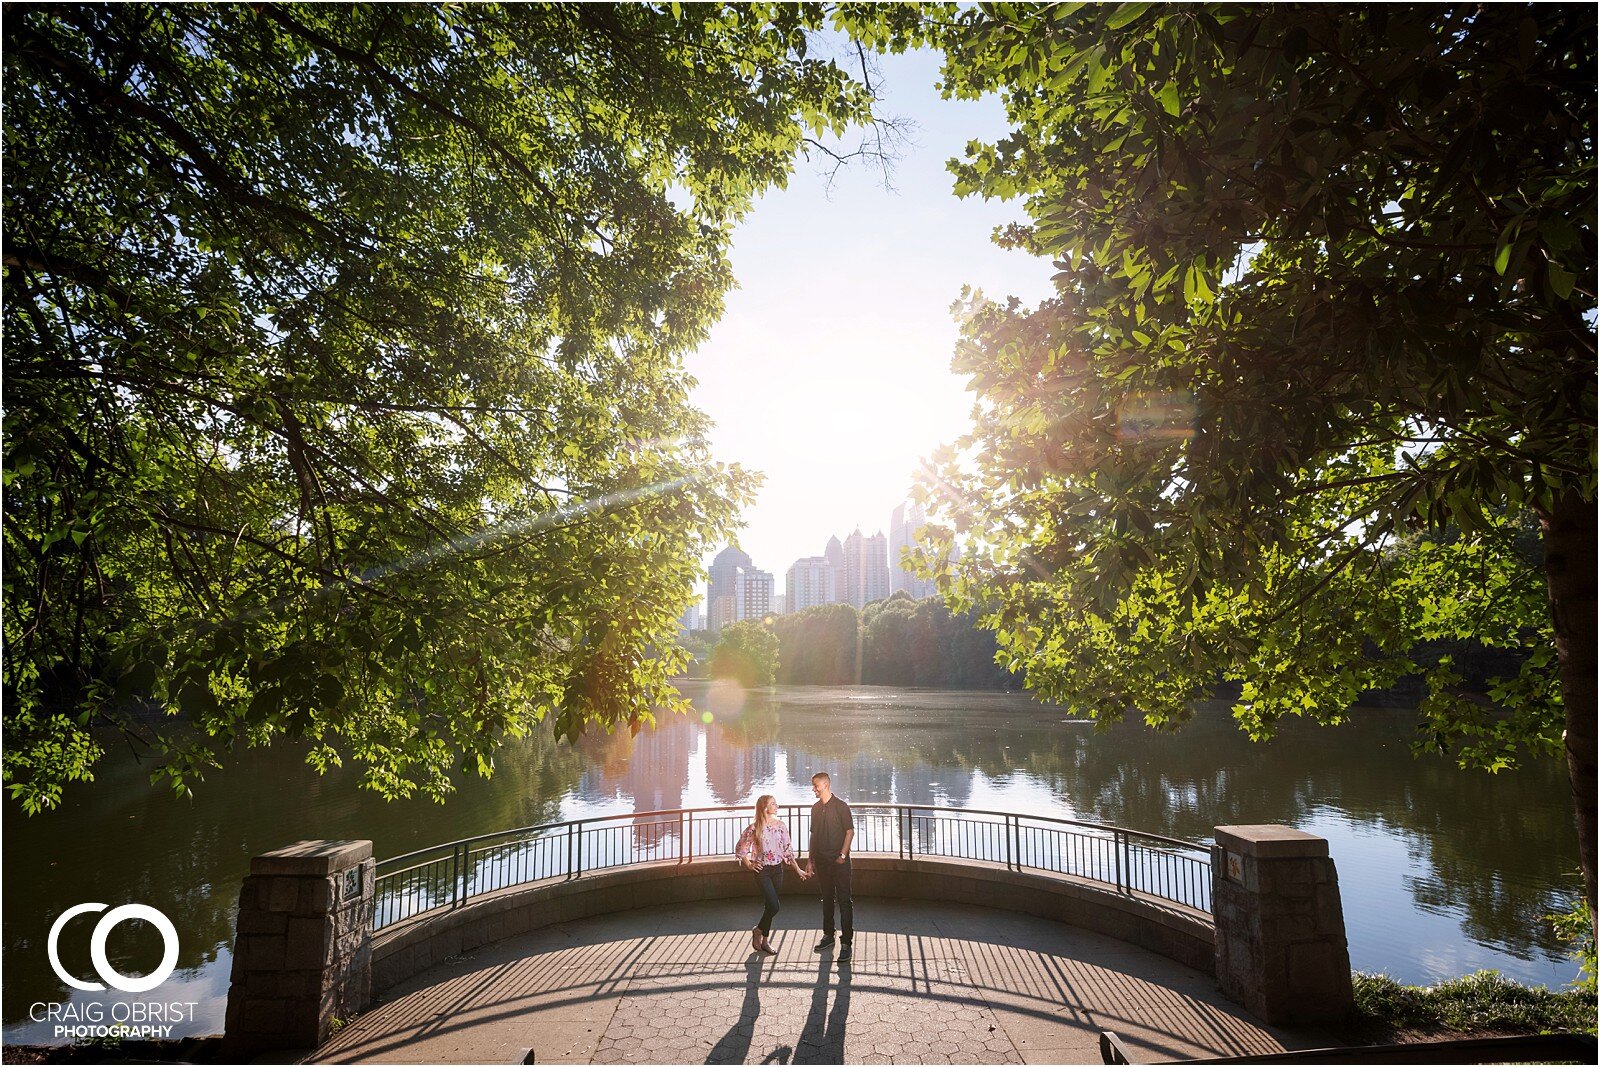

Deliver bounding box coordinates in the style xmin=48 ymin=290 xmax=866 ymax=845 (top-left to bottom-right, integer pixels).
xmin=47 ymin=903 xmax=178 ymax=993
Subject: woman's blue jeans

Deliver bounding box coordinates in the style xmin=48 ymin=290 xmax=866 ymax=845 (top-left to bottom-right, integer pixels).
xmin=754 ymin=865 xmax=785 ymax=935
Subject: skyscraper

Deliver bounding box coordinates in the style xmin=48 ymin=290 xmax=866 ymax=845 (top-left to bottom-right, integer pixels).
xmin=842 ymin=528 xmax=890 ymax=609
xmin=890 ymin=501 xmax=937 ymax=599
xmin=785 ymin=555 xmax=836 ymax=614
xmin=707 ymin=545 xmax=773 ymax=633
xmin=824 ymin=534 xmax=844 ymax=575
xmin=707 ymin=545 xmax=750 ymax=634
xmin=735 ymin=566 xmax=773 ymax=621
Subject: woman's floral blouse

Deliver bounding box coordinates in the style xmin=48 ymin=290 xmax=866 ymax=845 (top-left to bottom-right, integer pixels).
xmin=736 ymin=820 xmax=795 ymax=867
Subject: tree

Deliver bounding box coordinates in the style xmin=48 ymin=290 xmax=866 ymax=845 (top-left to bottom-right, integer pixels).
xmin=708 ymin=621 xmax=780 ymax=689
xmin=673 ymin=628 xmax=716 ymax=678
xmin=772 ymin=603 xmax=860 ymax=685
xmin=2 ymin=3 xmax=879 ymax=810
xmin=863 ymin=591 xmax=918 ymax=684
xmin=772 ymin=594 xmax=1014 ymax=688
xmin=913 ymin=5 xmax=1596 ymax=909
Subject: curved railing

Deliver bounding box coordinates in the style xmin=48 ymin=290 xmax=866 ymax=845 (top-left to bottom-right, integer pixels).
xmin=372 ymin=804 xmax=1213 ymax=931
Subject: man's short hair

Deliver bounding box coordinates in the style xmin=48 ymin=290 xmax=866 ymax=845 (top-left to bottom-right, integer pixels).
xmin=811 ymin=771 xmax=831 ymax=785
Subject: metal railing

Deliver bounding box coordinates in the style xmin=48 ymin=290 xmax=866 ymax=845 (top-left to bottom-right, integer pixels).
xmin=373 ymin=804 xmax=1212 ymax=931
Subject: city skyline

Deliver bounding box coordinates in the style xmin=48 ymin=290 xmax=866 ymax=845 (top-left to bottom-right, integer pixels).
xmin=700 ymin=498 xmax=934 ymax=622
xmin=685 ymin=44 xmax=1052 ymax=584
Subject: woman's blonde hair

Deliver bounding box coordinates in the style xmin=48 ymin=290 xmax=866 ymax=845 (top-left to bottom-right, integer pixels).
xmin=752 ymin=794 xmax=775 ymax=855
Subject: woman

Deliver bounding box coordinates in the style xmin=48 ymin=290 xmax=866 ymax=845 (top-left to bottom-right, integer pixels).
xmin=735 ymin=794 xmax=809 ymax=954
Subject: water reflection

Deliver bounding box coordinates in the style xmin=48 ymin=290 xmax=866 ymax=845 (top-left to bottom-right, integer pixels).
xmin=2 ymin=682 xmax=1582 ymax=1043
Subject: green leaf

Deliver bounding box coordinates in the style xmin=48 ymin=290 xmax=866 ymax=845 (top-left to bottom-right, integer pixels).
xmin=1106 ymin=3 xmax=1153 ymax=30
xmin=1157 ymin=81 xmax=1181 ymax=117
xmin=1548 ymin=261 xmax=1576 ymax=299
xmin=1493 ymin=218 xmax=1521 ymax=275
xmin=1493 ymin=242 xmax=1512 ymax=276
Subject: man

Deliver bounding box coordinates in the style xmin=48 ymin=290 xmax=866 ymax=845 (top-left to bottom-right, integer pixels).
xmin=805 ymin=771 xmax=854 ymax=963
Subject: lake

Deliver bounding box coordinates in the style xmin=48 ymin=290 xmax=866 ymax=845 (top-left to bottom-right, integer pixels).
xmin=2 ymin=680 xmax=1583 ymax=1043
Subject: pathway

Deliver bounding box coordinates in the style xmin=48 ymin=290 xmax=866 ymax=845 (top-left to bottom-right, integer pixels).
xmin=302 ymin=899 xmax=1344 ymax=1065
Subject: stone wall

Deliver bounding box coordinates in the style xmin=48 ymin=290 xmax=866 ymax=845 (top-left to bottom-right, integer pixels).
xmin=228 ymin=821 xmax=1356 ymax=1051
xmin=1211 ymin=824 xmax=1354 ymax=1024
xmin=369 ymin=855 xmax=1215 ymax=994
xmin=224 ymin=840 xmax=375 ymax=1057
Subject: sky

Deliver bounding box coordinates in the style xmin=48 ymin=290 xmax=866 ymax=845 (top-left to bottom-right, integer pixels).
xmin=685 ymin=46 xmax=1055 ymax=597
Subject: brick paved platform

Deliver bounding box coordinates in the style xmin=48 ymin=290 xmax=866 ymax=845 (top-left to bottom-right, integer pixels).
xmin=298 ymin=898 xmax=1345 ymax=1065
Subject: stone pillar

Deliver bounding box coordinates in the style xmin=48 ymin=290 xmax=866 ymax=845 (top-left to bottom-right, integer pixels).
xmin=224 ymin=839 xmax=375 ymax=1057
xmin=1211 ymin=824 xmax=1353 ymax=1025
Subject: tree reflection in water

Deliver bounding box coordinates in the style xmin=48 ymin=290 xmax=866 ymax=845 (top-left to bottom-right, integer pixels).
xmin=680 ymin=684 xmax=1579 ymax=984
xmin=2 ymin=681 xmax=1582 ymax=1041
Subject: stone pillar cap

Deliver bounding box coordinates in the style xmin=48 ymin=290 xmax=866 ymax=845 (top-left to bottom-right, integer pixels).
xmin=251 ymin=839 xmax=373 ymax=876
xmin=1213 ymin=824 xmax=1329 ymax=859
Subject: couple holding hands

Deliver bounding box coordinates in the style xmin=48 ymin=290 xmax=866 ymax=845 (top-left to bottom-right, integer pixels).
xmin=734 ymin=771 xmax=855 ymax=962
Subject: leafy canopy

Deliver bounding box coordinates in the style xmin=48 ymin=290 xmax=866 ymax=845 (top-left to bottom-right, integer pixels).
xmin=2 ymin=3 xmax=877 ymax=810
xmin=911 ymin=3 xmax=1594 ymax=777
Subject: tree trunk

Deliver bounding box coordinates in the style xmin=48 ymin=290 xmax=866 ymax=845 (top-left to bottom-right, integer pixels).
xmin=1541 ymin=488 xmax=1597 ymax=916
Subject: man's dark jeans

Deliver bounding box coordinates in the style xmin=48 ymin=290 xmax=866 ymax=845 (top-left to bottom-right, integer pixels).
xmin=815 ymin=857 xmax=853 ymax=943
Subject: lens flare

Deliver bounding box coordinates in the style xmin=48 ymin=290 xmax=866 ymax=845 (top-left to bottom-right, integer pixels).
xmin=355 ymin=476 xmax=700 ymax=587
xmin=1115 ymin=391 xmax=1196 ymax=442
xmin=706 ymin=678 xmax=749 ymax=718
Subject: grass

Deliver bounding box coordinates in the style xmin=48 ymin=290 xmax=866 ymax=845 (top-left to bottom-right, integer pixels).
xmin=1349 ymin=970 xmax=1598 ymax=1042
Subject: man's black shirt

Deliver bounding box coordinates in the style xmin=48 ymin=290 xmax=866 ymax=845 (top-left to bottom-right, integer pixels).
xmin=810 ymin=795 xmax=853 ymax=862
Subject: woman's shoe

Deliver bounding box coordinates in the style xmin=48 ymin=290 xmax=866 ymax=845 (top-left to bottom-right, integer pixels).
xmin=751 ymin=926 xmax=764 ymax=951
xmin=758 ymin=936 xmax=777 ymax=956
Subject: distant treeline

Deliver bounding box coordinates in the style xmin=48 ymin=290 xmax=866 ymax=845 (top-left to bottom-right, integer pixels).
xmin=682 ymin=591 xmax=1527 ymax=699
xmin=771 ymin=594 xmax=1017 ymax=689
